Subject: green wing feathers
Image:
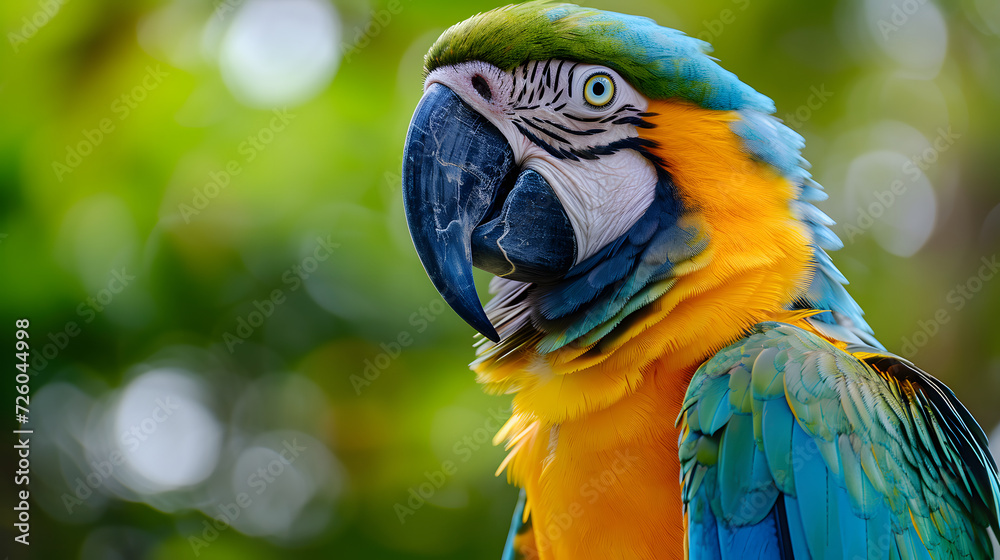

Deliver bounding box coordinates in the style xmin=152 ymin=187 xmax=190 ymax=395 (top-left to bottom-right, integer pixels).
xmin=678 ymin=322 xmax=1000 ymax=559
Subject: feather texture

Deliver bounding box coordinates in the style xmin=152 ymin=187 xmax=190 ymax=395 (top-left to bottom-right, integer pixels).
xmin=678 ymin=323 xmax=1000 ymax=560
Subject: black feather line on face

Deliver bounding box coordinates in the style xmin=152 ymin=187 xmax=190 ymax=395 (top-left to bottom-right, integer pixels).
xmin=564 ymin=113 xmax=604 ymax=123
xmin=568 ymin=148 xmax=599 ymax=161
xmin=613 ymin=116 xmax=656 ymax=129
xmin=579 ymin=137 xmax=658 ymax=160
xmin=511 ymin=114 xmax=659 ymax=160
xmin=513 ymin=121 xmax=565 ymax=159
xmin=537 ymin=117 xmax=603 ymax=136
xmin=520 ymin=118 xmax=570 ymax=144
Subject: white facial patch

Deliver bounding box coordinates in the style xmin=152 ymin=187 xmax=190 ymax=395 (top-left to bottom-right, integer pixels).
xmin=424 ymin=60 xmax=658 ymax=264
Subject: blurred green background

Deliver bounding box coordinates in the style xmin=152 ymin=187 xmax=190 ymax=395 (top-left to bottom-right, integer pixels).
xmin=1 ymin=0 xmax=999 ymax=558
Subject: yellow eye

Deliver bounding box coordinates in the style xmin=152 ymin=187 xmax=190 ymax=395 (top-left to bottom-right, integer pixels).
xmin=583 ymin=73 xmax=615 ymax=107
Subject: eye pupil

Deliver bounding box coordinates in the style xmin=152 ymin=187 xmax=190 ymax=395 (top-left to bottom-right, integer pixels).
xmin=592 ymin=82 xmax=605 ymax=96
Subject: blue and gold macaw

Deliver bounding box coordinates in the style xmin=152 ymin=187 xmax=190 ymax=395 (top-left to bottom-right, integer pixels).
xmin=399 ymin=2 xmax=1000 ymax=558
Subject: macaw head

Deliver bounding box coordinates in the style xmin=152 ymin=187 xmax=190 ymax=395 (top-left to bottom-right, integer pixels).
xmin=402 ymin=1 xmax=873 ymax=420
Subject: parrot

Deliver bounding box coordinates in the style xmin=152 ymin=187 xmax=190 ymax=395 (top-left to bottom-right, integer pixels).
xmin=398 ymin=2 xmax=1000 ymax=558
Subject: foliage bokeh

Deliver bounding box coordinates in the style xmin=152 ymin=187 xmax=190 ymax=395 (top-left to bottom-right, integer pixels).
xmin=1 ymin=0 xmax=999 ymax=558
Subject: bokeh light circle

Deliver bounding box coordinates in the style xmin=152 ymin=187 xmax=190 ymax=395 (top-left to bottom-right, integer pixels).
xmin=218 ymin=0 xmax=341 ymax=108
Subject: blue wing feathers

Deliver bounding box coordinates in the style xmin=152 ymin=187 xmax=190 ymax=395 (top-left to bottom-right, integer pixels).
xmin=760 ymin=399 xmax=796 ymax=495
xmin=718 ymin=413 xmax=778 ymax=526
xmin=717 ymin=503 xmax=788 ymax=560
xmin=689 ymin=496 xmax=723 ymax=560
xmin=837 ymin=484 xmax=873 ymax=560
xmin=790 ymin=424 xmax=843 ymax=558
xmin=679 ymin=322 xmax=1000 ymax=559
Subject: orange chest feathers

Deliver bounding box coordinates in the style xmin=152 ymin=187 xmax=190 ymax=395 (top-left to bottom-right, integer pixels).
xmin=503 ymin=357 xmax=694 ymax=560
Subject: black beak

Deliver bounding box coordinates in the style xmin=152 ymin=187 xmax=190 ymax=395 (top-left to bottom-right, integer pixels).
xmin=402 ymin=84 xmax=576 ymax=342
